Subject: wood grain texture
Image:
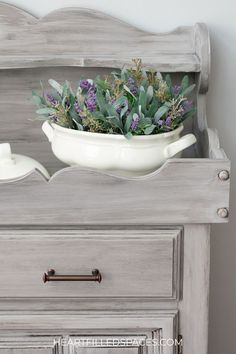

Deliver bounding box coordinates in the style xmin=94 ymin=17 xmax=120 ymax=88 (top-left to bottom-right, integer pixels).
xmin=0 ymin=336 xmax=61 ymax=354
xmin=0 ymin=5 xmax=227 ymax=354
xmin=195 ymin=23 xmax=211 ymax=93
xmin=0 ymin=229 xmax=181 ymax=299
xmin=179 ymin=225 xmax=210 ymax=354
xmin=0 ymin=3 xmax=208 ymax=75
xmin=0 ymin=310 xmax=178 ymax=354
xmin=0 ymin=158 xmax=230 ymax=225
xmin=66 ymin=335 xmax=148 ymax=354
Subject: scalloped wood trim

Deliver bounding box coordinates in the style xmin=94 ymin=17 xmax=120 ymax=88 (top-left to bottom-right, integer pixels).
xmin=0 ymin=3 xmax=209 ymax=77
xmin=0 ymin=158 xmax=230 ymax=224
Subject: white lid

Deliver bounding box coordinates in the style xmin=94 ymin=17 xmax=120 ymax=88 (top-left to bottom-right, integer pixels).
xmin=0 ymin=143 xmax=50 ymax=180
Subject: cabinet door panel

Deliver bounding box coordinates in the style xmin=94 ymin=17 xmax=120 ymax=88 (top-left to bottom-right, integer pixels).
xmin=0 ymin=349 xmax=55 ymax=354
xmin=74 ymin=349 xmax=139 ymax=354
xmin=0 ymin=337 xmax=60 ymax=354
xmin=68 ymin=335 xmax=149 ymax=354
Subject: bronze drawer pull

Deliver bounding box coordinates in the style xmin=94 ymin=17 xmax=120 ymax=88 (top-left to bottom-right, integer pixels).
xmin=43 ymin=269 xmax=102 ymax=283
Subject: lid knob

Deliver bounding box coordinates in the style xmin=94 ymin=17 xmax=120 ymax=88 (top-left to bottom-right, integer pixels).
xmin=0 ymin=143 xmax=15 ymax=165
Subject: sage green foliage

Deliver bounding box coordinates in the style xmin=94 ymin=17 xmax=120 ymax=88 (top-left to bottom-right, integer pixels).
xmin=32 ymin=59 xmax=196 ymax=139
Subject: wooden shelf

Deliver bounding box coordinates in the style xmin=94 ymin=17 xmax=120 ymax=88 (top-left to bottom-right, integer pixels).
xmin=0 ymin=4 xmax=208 ymax=81
xmin=0 ymin=3 xmax=229 ymax=226
xmin=0 ymin=54 xmax=200 ymax=72
xmin=0 ymin=155 xmax=230 ymax=225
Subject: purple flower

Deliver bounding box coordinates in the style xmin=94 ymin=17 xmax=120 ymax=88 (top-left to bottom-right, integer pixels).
xmin=131 ymin=115 xmax=141 ymax=131
xmin=173 ymin=85 xmax=181 ymax=96
xmin=127 ymin=77 xmax=138 ymax=95
xmin=158 ymin=119 xmax=164 ymax=127
xmin=128 ymin=78 xmax=136 ymax=85
xmin=49 ymin=113 xmax=58 ymax=122
xmin=182 ymin=100 xmax=193 ymax=113
xmin=130 ymin=86 xmax=138 ymax=95
xmin=165 ymin=116 xmax=172 ymax=127
xmin=80 ymin=80 xmax=94 ymax=91
xmin=85 ymin=88 xmax=97 ymax=112
xmin=116 ymin=106 xmax=122 ymax=114
xmin=111 ymin=98 xmax=124 ymax=114
xmin=46 ymin=93 xmax=58 ymax=106
xmin=74 ymin=101 xmax=82 ymax=114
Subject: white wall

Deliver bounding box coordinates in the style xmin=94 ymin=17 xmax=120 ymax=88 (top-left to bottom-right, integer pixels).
xmin=4 ymin=1 xmax=236 ymax=353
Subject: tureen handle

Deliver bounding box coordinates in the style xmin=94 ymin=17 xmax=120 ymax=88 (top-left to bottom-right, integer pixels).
xmin=164 ymin=133 xmax=197 ymax=158
xmin=42 ymin=121 xmax=54 ymax=143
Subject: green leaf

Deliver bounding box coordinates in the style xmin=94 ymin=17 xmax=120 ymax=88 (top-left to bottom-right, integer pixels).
xmin=144 ymin=124 xmax=156 ymax=135
xmin=140 ymin=117 xmax=152 ymax=126
xmin=36 ymin=108 xmax=56 ymax=115
xmin=113 ymin=96 xmax=128 ymax=111
xmin=72 ymin=120 xmax=83 ymax=130
xmin=147 ymin=99 xmax=159 ymax=117
xmin=105 ymin=104 xmax=119 ymax=119
xmin=165 ymin=74 xmax=172 ymax=88
xmin=165 ymin=74 xmax=173 ymax=96
xmin=62 ymin=95 xmax=69 ymax=109
xmin=62 ymin=81 xmax=69 ymax=97
xmin=121 ymin=67 xmax=128 ymax=81
xmin=139 ymin=87 xmax=146 ymax=112
xmin=32 ymin=91 xmax=44 ymax=107
xmin=92 ymin=111 xmax=105 ymax=119
xmin=154 ymin=105 xmax=169 ymax=122
xmin=180 ymin=75 xmax=189 ymax=94
xmin=123 ymin=84 xmax=136 ymax=98
xmin=124 ymin=114 xmax=133 ymax=134
xmin=48 ymin=79 xmax=63 ymax=95
xmin=125 ymin=132 xmax=133 ymax=140
xmin=96 ymin=90 xmax=107 ymax=115
xmin=146 ymin=86 xmax=153 ymax=105
xmin=181 ymin=84 xmax=196 ymax=97
xmin=69 ymin=106 xmax=81 ymax=121
xmin=120 ymin=105 xmax=128 ymax=118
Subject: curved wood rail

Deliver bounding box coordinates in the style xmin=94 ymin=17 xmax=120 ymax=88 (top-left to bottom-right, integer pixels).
xmin=0 ymin=157 xmax=230 ymax=224
xmin=0 ymin=3 xmax=208 ymax=77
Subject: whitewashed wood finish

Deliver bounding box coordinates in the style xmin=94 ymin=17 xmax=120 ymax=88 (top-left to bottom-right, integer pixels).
xmin=0 ymin=311 xmax=178 ymax=354
xmin=67 ymin=335 xmax=148 ymax=354
xmin=69 ymin=347 xmax=139 ymax=354
xmin=0 ymin=348 xmax=56 ymax=354
xmin=0 ymin=158 xmax=230 ymax=225
xmin=195 ymin=22 xmax=211 ymax=94
xmin=0 ymin=336 xmax=61 ymax=354
xmin=0 ymin=229 xmax=181 ymax=299
xmin=194 ymin=92 xmax=227 ymax=159
xmin=0 ymin=4 xmax=208 ymax=76
xmin=0 ymin=4 xmax=229 ymax=354
xmin=0 ymin=335 xmax=145 ymax=354
xmin=179 ymin=224 xmax=210 ymax=354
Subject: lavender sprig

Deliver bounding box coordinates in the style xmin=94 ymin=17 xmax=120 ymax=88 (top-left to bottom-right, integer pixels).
xmin=46 ymin=93 xmax=58 ymax=107
xmin=131 ymin=115 xmax=141 ymax=131
xmin=85 ymin=88 xmax=97 ymax=112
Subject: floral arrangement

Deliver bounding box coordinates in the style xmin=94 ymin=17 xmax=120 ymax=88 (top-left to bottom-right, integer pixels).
xmin=32 ymin=59 xmax=196 ymax=139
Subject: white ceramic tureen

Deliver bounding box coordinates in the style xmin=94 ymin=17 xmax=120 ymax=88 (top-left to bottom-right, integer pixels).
xmin=0 ymin=143 xmax=50 ymax=180
xmin=42 ymin=121 xmax=196 ymax=176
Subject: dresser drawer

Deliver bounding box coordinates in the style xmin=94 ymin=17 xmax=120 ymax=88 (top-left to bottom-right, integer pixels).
xmin=0 ymin=229 xmax=181 ymax=299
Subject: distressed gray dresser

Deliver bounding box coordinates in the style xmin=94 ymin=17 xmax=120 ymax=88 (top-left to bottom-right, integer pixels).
xmin=0 ymin=3 xmax=230 ymax=354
